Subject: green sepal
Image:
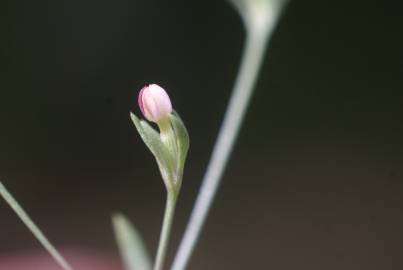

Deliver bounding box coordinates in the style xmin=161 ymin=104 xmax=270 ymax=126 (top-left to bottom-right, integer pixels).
xmin=169 ymin=111 xmax=190 ymax=187
xmin=130 ymin=112 xmax=175 ymax=189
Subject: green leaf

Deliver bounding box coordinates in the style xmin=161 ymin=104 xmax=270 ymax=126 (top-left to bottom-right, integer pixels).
xmin=130 ymin=112 xmax=175 ymax=188
xmin=112 ymin=213 xmax=152 ymax=270
xmin=130 ymin=112 xmax=164 ymax=158
xmin=169 ymin=112 xmax=190 ymax=183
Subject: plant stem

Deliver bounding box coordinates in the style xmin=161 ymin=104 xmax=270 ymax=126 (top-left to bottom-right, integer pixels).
xmin=170 ymin=29 xmax=267 ymax=270
xmin=154 ymin=191 xmax=178 ymax=270
xmin=170 ymin=2 xmax=288 ymax=269
xmin=0 ymin=181 xmax=73 ymax=270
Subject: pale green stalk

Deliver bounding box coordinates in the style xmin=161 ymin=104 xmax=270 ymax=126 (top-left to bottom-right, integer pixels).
xmin=170 ymin=1 xmax=289 ymax=270
xmin=0 ymin=181 xmax=73 ymax=270
xmin=154 ymin=191 xmax=178 ymax=270
xmin=130 ymin=111 xmax=188 ymax=270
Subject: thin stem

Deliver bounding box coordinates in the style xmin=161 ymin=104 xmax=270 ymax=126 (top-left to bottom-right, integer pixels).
xmin=154 ymin=191 xmax=178 ymax=270
xmin=170 ymin=30 xmax=267 ymax=270
xmin=170 ymin=2 xmax=288 ymax=269
xmin=0 ymin=181 xmax=74 ymax=270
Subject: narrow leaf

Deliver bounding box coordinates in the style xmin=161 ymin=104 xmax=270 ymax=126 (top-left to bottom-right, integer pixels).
xmin=130 ymin=113 xmax=175 ymax=181
xmin=130 ymin=112 xmax=163 ymax=157
xmin=112 ymin=213 xmax=152 ymax=270
xmin=130 ymin=113 xmax=173 ymax=166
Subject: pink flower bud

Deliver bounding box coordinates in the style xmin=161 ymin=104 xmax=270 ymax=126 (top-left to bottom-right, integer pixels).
xmin=138 ymin=84 xmax=173 ymax=123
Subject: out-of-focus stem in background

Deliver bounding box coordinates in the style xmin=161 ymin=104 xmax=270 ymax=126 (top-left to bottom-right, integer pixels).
xmin=171 ymin=1 xmax=289 ymax=269
xmin=0 ymin=181 xmax=74 ymax=270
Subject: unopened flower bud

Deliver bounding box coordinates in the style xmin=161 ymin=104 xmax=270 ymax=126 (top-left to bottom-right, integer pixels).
xmin=131 ymin=83 xmax=189 ymax=192
xmin=138 ymin=84 xmax=172 ymax=123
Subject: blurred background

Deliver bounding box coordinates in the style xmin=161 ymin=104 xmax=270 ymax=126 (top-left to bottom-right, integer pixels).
xmin=1 ymin=0 xmax=403 ymax=269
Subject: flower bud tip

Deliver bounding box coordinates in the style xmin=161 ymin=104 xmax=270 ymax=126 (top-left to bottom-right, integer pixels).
xmin=138 ymin=84 xmax=172 ymax=123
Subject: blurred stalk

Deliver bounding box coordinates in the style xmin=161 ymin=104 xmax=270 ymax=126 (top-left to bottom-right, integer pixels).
xmin=0 ymin=181 xmax=73 ymax=270
xmin=170 ymin=1 xmax=289 ymax=269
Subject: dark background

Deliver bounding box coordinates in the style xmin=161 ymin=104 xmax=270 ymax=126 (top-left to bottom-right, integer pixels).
xmin=1 ymin=0 xmax=403 ymax=269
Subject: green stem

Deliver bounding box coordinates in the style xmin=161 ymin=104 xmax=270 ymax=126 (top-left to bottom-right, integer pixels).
xmin=154 ymin=191 xmax=178 ymax=270
xmin=0 ymin=181 xmax=73 ymax=270
xmin=170 ymin=29 xmax=266 ymax=270
xmin=170 ymin=2 xmax=289 ymax=270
